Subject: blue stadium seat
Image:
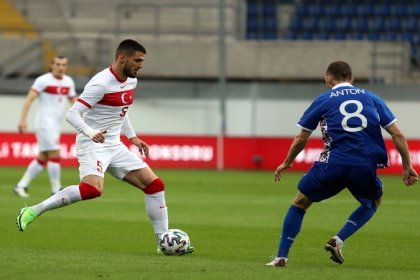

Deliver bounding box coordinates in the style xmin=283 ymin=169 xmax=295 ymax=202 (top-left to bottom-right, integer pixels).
xmin=247 ymin=18 xmax=260 ymax=31
xmin=301 ymin=31 xmax=314 ymax=40
xmin=358 ymin=3 xmax=374 ymax=16
xmin=247 ymin=1 xmax=259 ymax=16
xmin=289 ymin=17 xmax=303 ymax=31
xmin=382 ymin=32 xmax=398 ymax=42
xmin=296 ymin=4 xmax=309 ymax=16
xmin=367 ymin=32 xmax=380 ymax=41
xmin=392 ymin=3 xmax=408 ymax=17
xmin=411 ymin=3 xmax=420 ymax=17
xmin=402 ymin=17 xmax=418 ymax=31
xmin=348 ymin=32 xmax=364 ymax=40
xmin=385 ymin=17 xmax=401 ymax=31
xmin=374 ymin=4 xmax=391 ymax=17
xmin=333 ymin=32 xmax=346 ymax=40
xmin=263 ymin=5 xmax=276 ymax=17
xmin=369 ymin=18 xmax=384 ymax=31
xmin=341 ymin=4 xmax=358 ymax=17
xmin=325 ymin=4 xmax=340 ymax=16
xmin=318 ymin=17 xmax=335 ymax=32
xmin=264 ymin=17 xmax=277 ymax=30
xmin=283 ymin=31 xmax=297 ymax=40
xmin=336 ymin=18 xmax=351 ymax=31
xmin=352 ymin=17 xmax=368 ymax=32
xmin=302 ymin=17 xmax=318 ymax=31
xmin=309 ymin=4 xmax=325 ymax=16
xmin=264 ymin=31 xmax=278 ymax=40
xmin=316 ymin=31 xmax=330 ymax=40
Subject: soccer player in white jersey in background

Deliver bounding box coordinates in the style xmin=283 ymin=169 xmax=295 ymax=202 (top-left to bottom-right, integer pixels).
xmin=14 ymin=56 xmax=77 ymax=198
xmin=16 ymin=39 xmax=194 ymax=254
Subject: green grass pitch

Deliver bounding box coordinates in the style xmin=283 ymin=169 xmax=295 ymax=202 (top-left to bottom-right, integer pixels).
xmin=0 ymin=167 xmax=419 ymax=279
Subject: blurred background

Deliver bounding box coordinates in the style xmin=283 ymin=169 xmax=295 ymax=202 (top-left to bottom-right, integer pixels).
xmin=0 ymin=0 xmax=419 ymax=171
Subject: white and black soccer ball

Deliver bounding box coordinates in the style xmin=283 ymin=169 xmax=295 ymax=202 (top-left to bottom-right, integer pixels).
xmin=159 ymin=229 xmax=191 ymax=255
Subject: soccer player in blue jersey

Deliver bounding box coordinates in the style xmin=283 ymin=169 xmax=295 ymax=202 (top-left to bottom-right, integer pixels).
xmin=266 ymin=61 xmax=418 ymax=267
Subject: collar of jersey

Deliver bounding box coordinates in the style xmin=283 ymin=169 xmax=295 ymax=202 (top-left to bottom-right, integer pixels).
xmin=332 ymin=82 xmax=353 ymax=89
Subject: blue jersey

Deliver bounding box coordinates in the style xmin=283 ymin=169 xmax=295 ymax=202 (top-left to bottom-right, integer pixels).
xmin=298 ymin=83 xmax=396 ymax=167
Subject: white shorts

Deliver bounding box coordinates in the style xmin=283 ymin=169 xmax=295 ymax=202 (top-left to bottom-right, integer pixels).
xmin=76 ymin=142 xmax=148 ymax=181
xmin=36 ymin=128 xmax=60 ymax=152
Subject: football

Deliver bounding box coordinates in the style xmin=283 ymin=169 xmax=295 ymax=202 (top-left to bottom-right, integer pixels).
xmin=159 ymin=229 xmax=191 ymax=255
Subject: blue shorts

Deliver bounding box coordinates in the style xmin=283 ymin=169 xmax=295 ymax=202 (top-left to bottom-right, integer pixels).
xmin=298 ymin=162 xmax=383 ymax=208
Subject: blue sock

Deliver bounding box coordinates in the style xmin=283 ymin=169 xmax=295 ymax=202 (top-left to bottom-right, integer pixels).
xmin=337 ymin=204 xmax=377 ymax=241
xmin=277 ymin=205 xmax=305 ymax=258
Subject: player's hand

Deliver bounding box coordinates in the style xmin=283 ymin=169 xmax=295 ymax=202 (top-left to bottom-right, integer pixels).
xmin=403 ymin=167 xmax=418 ymax=186
xmin=18 ymin=121 xmax=27 ymax=133
xmin=274 ymin=162 xmax=291 ymax=182
xmin=93 ymin=130 xmax=107 ymax=143
xmin=87 ymin=129 xmax=107 ymax=143
xmin=130 ymin=137 xmax=150 ymax=157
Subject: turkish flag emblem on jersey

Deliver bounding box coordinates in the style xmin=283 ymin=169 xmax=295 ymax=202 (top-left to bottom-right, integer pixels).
xmin=97 ymin=89 xmax=135 ymax=106
xmin=44 ymin=86 xmax=70 ymax=95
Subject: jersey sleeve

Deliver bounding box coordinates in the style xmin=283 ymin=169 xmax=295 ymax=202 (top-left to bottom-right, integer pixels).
xmin=121 ymin=115 xmax=137 ymax=139
xmin=77 ymin=76 xmax=105 ymax=108
xmin=30 ymin=75 xmax=46 ymax=94
xmin=372 ymin=94 xmax=397 ymax=128
xmin=297 ymin=95 xmax=326 ymax=131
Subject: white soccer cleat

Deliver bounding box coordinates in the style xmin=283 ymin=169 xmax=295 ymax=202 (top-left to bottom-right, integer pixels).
xmin=265 ymin=257 xmax=287 ymax=267
xmin=13 ymin=187 xmax=29 ymax=198
xmin=324 ymin=236 xmax=344 ymax=264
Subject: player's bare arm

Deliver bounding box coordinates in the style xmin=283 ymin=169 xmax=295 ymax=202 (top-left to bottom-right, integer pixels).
xmin=274 ymin=129 xmax=311 ymax=182
xmin=18 ymin=89 xmax=38 ymax=133
xmin=385 ymin=122 xmax=418 ymax=186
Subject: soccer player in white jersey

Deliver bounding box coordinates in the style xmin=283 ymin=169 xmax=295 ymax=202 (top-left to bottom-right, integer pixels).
xmin=14 ymin=56 xmax=77 ymax=198
xmin=15 ymin=39 xmax=194 ymax=254
xmin=266 ymin=61 xmax=418 ymax=267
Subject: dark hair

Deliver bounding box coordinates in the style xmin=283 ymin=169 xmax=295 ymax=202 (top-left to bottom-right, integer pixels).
xmin=326 ymin=61 xmax=352 ymax=81
xmin=51 ymin=55 xmax=67 ymax=63
xmin=115 ymin=39 xmax=146 ymax=60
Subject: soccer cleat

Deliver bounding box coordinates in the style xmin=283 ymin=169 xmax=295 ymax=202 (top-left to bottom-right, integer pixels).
xmin=324 ymin=236 xmax=344 ymax=264
xmin=157 ymin=246 xmax=163 ymax=254
xmin=265 ymin=257 xmax=287 ymax=267
xmin=16 ymin=206 xmax=38 ymax=231
xmin=13 ymin=186 xmax=29 ymax=198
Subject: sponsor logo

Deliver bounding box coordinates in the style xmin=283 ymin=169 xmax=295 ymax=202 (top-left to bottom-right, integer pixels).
xmin=129 ymin=144 xmax=214 ymax=162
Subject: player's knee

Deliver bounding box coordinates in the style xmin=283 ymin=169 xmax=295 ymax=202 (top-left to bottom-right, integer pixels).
xmin=142 ymin=178 xmax=165 ymax=194
xmin=79 ymin=182 xmax=102 ymax=200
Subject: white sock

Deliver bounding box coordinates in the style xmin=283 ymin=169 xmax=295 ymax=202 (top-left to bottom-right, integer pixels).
xmin=17 ymin=159 xmax=44 ymax=188
xmin=145 ymin=191 xmax=168 ymax=239
xmin=47 ymin=161 xmax=62 ymax=193
xmin=31 ymin=185 xmax=82 ymax=215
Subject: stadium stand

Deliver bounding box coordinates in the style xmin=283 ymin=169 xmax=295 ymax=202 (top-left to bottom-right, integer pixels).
xmin=257 ymin=0 xmax=420 ymax=65
xmin=0 ymin=0 xmax=416 ymax=85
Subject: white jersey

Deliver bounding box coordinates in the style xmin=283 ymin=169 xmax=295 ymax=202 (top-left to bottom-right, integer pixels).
xmin=32 ymin=72 xmax=76 ymax=130
xmin=76 ymin=67 xmax=137 ymax=147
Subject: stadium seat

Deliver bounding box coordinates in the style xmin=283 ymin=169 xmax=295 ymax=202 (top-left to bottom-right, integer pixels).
xmin=385 ymin=17 xmax=401 ymax=31
xmin=374 ymin=4 xmax=391 ymax=17
xmin=325 ymin=4 xmax=340 ymax=16
xmin=369 ymin=18 xmax=384 ymax=31
xmin=353 ymin=17 xmax=368 ymax=32
xmin=358 ymin=3 xmax=374 ymax=16
xmin=411 ymin=3 xmax=420 ymax=17
xmin=341 ymin=4 xmax=358 ymax=17
xmin=392 ymin=3 xmax=408 ymax=17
